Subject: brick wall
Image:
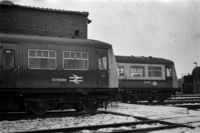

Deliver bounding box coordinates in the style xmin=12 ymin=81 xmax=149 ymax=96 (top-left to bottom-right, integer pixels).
xmin=0 ymin=3 xmax=89 ymax=39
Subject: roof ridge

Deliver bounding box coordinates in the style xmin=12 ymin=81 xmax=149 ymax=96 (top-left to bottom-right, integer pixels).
xmin=0 ymin=1 xmax=89 ymax=16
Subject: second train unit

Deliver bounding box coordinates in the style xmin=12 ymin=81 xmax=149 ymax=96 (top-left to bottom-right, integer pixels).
xmin=116 ymin=55 xmax=178 ymax=103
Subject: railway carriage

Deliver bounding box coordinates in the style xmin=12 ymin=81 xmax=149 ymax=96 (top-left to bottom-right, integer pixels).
xmin=0 ymin=33 xmax=118 ymax=114
xmin=116 ymin=55 xmax=178 ymax=103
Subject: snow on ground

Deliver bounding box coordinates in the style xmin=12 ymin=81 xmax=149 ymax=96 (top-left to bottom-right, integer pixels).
xmin=0 ymin=103 xmax=200 ymax=133
xmin=100 ymin=103 xmax=200 ymax=133
xmin=0 ymin=113 xmax=137 ymax=132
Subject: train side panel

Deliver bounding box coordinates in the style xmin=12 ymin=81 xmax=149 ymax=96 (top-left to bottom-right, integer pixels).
xmin=0 ymin=33 xmax=118 ymax=114
xmin=18 ymin=44 xmax=100 ymax=90
xmin=0 ymin=37 xmax=115 ymax=90
xmin=118 ymin=63 xmax=169 ymax=88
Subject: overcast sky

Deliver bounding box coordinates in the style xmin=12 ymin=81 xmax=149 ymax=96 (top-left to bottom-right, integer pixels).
xmin=11 ymin=0 xmax=200 ymax=78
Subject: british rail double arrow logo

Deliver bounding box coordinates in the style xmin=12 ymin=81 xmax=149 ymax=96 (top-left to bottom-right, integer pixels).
xmin=69 ymin=74 xmax=83 ymax=84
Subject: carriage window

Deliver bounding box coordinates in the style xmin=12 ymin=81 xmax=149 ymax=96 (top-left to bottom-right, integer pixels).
xmin=28 ymin=49 xmax=56 ymax=70
xmin=148 ymin=66 xmax=162 ymax=77
xmin=63 ymin=51 xmax=88 ymax=70
xmin=131 ymin=66 xmax=145 ymax=77
xmin=3 ymin=49 xmax=15 ymax=68
xmin=98 ymin=54 xmax=107 ymax=70
xmin=118 ymin=66 xmax=124 ymax=76
xmin=167 ymin=67 xmax=172 ymax=77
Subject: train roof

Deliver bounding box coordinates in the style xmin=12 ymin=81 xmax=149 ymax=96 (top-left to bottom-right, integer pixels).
xmin=0 ymin=33 xmax=112 ymax=49
xmin=115 ymin=55 xmax=174 ymax=65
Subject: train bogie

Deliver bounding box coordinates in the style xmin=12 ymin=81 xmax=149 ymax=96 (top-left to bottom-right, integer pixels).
xmin=0 ymin=33 xmax=118 ymax=114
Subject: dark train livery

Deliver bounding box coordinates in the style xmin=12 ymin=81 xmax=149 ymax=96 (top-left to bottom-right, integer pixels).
xmin=182 ymin=67 xmax=200 ymax=94
xmin=116 ymin=55 xmax=178 ymax=103
xmin=0 ymin=33 xmax=118 ymax=114
xmin=0 ymin=33 xmax=180 ymax=114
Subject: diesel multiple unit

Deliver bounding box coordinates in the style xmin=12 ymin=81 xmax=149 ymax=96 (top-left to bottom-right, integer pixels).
xmin=0 ymin=33 xmax=118 ymax=114
xmin=116 ymin=55 xmax=178 ymax=103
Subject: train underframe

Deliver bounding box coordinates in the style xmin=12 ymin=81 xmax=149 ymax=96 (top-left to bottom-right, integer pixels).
xmin=0 ymin=89 xmax=116 ymax=115
xmin=120 ymin=88 xmax=176 ymax=104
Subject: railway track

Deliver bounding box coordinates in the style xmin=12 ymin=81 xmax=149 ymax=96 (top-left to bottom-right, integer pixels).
xmin=0 ymin=110 xmax=87 ymax=121
xmin=172 ymin=94 xmax=200 ymax=98
xmin=8 ymin=111 xmax=193 ymax=133
xmin=1 ymin=110 xmax=196 ymax=133
xmin=13 ymin=120 xmax=189 ymax=133
xmin=132 ymin=97 xmax=200 ymax=110
xmin=174 ymin=104 xmax=200 ymax=110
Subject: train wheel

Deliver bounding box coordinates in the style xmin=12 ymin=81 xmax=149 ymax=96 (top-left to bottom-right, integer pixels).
xmin=28 ymin=103 xmax=49 ymax=115
xmin=81 ymin=100 xmax=98 ymax=115
xmin=148 ymin=99 xmax=153 ymax=103
xmin=156 ymin=94 xmax=165 ymax=104
xmin=129 ymin=95 xmax=138 ymax=104
xmin=148 ymin=97 xmax=154 ymax=103
xmin=122 ymin=94 xmax=128 ymax=103
xmin=71 ymin=103 xmax=83 ymax=112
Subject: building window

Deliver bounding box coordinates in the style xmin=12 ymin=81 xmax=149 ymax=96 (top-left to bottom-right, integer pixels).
xmin=118 ymin=66 xmax=124 ymax=76
xmin=131 ymin=66 xmax=145 ymax=77
xmin=148 ymin=66 xmax=162 ymax=77
xmin=75 ymin=30 xmax=79 ymax=37
xmin=63 ymin=51 xmax=88 ymax=70
xmin=28 ymin=49 xmax=56 ymax=69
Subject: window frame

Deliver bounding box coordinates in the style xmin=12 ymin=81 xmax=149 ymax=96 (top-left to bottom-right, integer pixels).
xmin=62 ymin=51 xmax=89 ymax=71
xmin=3 ymin=49 xmax=15 ymax=69
xmin=98 ymin=54 xmax=108 ymax=70
xmin=130 ymin=65 xmax=145 ymax=78
xmin=166 ymin=67 xmax=172 ymax=77
xmin=118 ymin=66 xmax=124 ymax=76
xmin=148 ymin=66 xmax=162 ymax=77
xmin=28 ymin=49 xmax=57 ymax=70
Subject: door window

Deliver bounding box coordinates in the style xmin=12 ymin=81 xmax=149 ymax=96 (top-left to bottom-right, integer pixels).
xmin=98 ymin=54 xmax=107 ymax=70
xmin=118 ymin=66 xmax=124 ymax=76
xmin=3 ymin=49 xmax=15 ymax=68
xmin=166 ymin=67 xmax=172 ymax=77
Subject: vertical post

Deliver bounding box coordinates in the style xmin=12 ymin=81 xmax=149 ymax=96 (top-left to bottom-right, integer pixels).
xmin=194 ymin=62 xmax=198 ymax=83
xmin=194 ymin=62 xmax=198 ymax=94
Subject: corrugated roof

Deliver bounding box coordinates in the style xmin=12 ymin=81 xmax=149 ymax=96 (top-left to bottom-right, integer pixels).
xmin=115 ymin=55 xmax=174 ymax=65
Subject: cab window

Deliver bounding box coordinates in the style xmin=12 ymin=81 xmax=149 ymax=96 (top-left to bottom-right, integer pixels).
xmin=166 ymin=67 xmax=172 ymax=77
xmin=98 ymin=54 xmax=107 ymax=70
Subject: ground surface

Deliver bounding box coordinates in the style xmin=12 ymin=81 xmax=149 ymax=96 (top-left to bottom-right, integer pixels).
xmin=0 ymin=103 xmax=200 ymax=133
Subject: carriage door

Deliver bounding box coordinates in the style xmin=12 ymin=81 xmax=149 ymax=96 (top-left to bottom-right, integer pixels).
xmin=96 ymin=49 xmax=109 ymax=88
xmin=0 ymin=43 xmax=18 ymax=88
